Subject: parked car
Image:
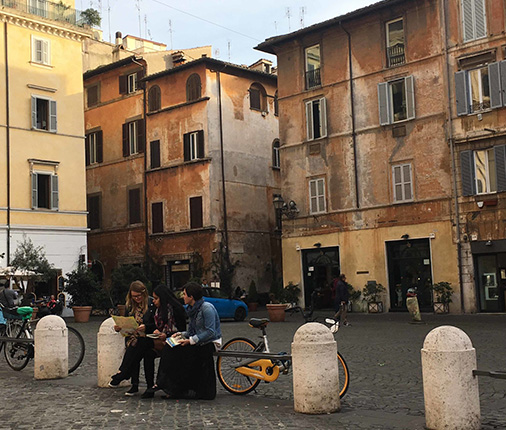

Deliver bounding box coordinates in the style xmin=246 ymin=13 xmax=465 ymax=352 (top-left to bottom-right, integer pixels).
xmin=202 ymin=287 xmax=248 ymax=321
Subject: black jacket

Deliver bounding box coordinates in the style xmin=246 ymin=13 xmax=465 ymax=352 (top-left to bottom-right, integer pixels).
xmin=334 ymin=280 xmax=349 ymax=304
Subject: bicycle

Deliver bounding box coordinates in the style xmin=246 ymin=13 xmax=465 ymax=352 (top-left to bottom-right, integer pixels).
xmin=0 ymin=303 xmax=85 ymax=373
xmin=216 ymin=316 xmax=349 ymax=398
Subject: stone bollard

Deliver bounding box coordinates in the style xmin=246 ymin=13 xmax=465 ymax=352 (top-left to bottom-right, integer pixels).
xmin=97 ymin=317 xmax=126 ymax=387
xmin=34 ymin=315 xmax=68 ymax=380
xmin=421 ymin=325 xmax=480 ymax=430
xmin=292 ymin=322 xmax=340 ymax=414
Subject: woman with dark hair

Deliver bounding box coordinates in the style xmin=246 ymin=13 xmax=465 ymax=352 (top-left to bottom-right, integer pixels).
xmin=140 ymin=284 xmax=186 ymax=399
xmin=146 ymin=282 xmax=221 ymax=400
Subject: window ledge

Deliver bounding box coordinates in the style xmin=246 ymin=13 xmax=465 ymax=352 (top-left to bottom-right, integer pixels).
xmin=29 ymin=61 xmax=53 ymax=69
xmin=147 ymin=157 xmax=211 ymax=173
xmin=31 ymin=127 xmax=56 ymax=134
xmin=392 ymin=199 xmax=414 ymax=205
xmin=149 ymin=225 xmax=216 ymax=238
xmin=146 ymin=97 xmax=210 ymax=116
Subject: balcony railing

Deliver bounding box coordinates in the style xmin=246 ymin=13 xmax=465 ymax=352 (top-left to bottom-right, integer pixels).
xmin=305 ymin=68 xmax=321 ymax=90
xmin=387 ymin=44 xmax=406 ymax=67
xmin=1 ymin=0 xmax=86 ymax=27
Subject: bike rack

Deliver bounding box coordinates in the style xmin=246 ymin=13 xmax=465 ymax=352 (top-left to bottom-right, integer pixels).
xmin=473 ymin=369 xmax=506 ymax=380
xmin=214 ymin=350 xmax=291 ymax=360
xmin=0 ymin=337 xmax=34 ymax=344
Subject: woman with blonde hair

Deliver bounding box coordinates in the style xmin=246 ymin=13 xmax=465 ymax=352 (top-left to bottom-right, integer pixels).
xmin=109 ymin=281 xmax=156 ymax=396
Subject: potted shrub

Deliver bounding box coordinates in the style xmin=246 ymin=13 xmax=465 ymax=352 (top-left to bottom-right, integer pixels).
xmin=266 ymin=280 xmax=287 ymax=322
xmin=283 ymin=281 xmax=301 ymax=305
xmin=110 ymin=265 xmax=150 ymax=315
xmin=362 ymin=281 xmax=386 ymax=313
xmin=347 ymin=284 xmax=362 ymax=312
xmin=247 ymin=280 xmax=259 ymax=312
xmin=64 ymin=265 xmax=100 ymax=322
xmin=431 ymin=281 xmax=453 ymax=313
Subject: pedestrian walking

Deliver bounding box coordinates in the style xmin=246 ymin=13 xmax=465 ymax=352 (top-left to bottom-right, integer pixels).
xmin=333 ymin=274 xmax=350 ymax=326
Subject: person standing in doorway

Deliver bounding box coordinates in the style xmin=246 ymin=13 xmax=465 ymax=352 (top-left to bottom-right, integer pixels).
xmin=333 ymin=274 xmax=350 ymax=326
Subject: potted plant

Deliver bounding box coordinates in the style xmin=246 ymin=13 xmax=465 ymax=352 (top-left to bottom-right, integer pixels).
xmin=347 ymin=284 xmax=362 ymax=312
xmin=431 ymin=281 xmax=453 ymax=313
xmin=64 ymin=265 xmax=100 ymax=322
xmin=110 ymin=265 xmax=150 ymax=315
xmin=362 ymin=281 xmax=386 ymax=313
xmin=283 ymin=281 xmax=301 ymax=305
xmin=266 ymin=280 xmax=287 ymax=322
xmin=247 ymin=280 xmax=259 ymax=312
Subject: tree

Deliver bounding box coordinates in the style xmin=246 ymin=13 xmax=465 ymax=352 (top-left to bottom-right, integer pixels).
xmin=80 ymin=8 xmax=101 ymax=27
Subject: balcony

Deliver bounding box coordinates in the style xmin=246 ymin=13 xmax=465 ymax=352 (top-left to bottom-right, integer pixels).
xmin=387 ymin=44 xmax=406 ymax=67
xmin=1 ymin=0 xmax=87 ymax=27
xmin=305 ymin=68 xmax=321 ymax=90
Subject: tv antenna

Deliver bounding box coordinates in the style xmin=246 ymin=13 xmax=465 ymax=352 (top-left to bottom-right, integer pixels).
xmin=274 ymin=21 xmax=278 ymax=33
xmin=107 ymin=0 xmax=111 ymax=42
xmin=168 ymin=19 xmax=173 ymax=50
xmin=300 ymin=6 xmax=306 ymax=28
xmin=135 ymin=0 xmax=141 ymax=36
xmin=285 ymin=7 xmax=291 ymax=32
xmin=227 ymin=41 xmax=231 ymax=61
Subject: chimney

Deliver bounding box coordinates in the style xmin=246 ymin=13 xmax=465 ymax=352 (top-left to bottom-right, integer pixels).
xmin=115 ymin=31 xmax=122 ymax=46
xmin=172 ymin=51 xmax=186 ymax=66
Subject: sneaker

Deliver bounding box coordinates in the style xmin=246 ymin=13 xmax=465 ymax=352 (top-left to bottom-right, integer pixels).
xmin=108 ymin=373 xmax=123 ymax=387
xmin=140 ymin=389 xmax=155 ymax=399
xmin=343 ymin=321 xmax=351 ymax=327
xmin=125 ymin=385 xmax=139 ymax=396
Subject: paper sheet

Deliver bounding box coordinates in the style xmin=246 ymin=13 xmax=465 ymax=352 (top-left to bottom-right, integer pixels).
xmin=112 ymin=315 xmax=139 ymax=337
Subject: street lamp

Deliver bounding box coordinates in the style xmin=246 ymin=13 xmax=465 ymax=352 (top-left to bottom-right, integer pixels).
xmin=273 ymin=194 xmax=299 ymax=231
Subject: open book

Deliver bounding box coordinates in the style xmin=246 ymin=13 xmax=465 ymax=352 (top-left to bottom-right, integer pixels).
xmin=166 ymin=334 xmax=184 ymax=347
xmin=112 ymin=316 xmax=139 ymax=337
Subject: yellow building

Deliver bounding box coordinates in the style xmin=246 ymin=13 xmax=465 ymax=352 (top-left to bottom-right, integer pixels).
xmin=0 ymin=0 xmax=91 ymax=295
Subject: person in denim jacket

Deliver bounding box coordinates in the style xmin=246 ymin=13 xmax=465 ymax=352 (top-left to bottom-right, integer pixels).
xmin=149 ymin=282 xmax=222 ymax=400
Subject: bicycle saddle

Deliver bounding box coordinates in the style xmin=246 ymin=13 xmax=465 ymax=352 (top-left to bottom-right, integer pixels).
xmin=248 ymin=318 xmax=269 ymax=328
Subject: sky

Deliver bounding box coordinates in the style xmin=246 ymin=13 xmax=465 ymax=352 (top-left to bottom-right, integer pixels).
xmin=79 ymin=0 xmax=377 ymax=66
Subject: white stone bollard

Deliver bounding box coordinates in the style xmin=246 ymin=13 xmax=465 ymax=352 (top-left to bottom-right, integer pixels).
xmin=292 ymin=322 xmax=340 ymax=414
xmin=34 ymin=315 xmax=68 ymax=380
xmin=422 ymin=325 xmax=480 ymax=430
xmin=97 ymin=317 xmax=127 ymax=387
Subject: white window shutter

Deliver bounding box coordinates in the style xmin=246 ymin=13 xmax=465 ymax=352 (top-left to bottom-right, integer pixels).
xmin=455 ymin=71 xmax=469 ymax=116
xmin=31 ymin=172 xmax=38 ymax=208
xmin=474 ymin=0 xmax=486 ymax=39
xmin=306 ymin=101 xmax=313 ymax=141
xmin=488 ymin=62 xmax=502 ymax=109
xmin=461 ymin=0 xmax=474 ymax=42
xmin=378 ymin=82 xmax=390 ymax=125
xmin=31 ymin=96 xmax=37 ymax=128
xmin=49 ymin=100 xmax=57 ymax=132
xmin=405 ymin=76 xmax=415 ymax=120
xmin=320 ymin=97 xmax=327 ymax=138
xmin=51 ymin=175 xmax=59 ymax=210
xmin=42 ymin=40 xmax=49 ymax=64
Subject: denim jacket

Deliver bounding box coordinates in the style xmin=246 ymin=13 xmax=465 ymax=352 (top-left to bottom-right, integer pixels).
xmin=183 ymin=301 xmax=222 ymax=345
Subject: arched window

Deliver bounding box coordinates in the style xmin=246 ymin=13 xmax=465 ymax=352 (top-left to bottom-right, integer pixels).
xmin=249 ymin=83 xmax=267 ymax=112
xmin=186 ymin=73 xmax=201 ymax=102
xmin=274 ymin=90 xmax=279 ymax=116
xmin=272 ymin=139 xmax=280 ymax=169
xmin=148 ymin=85 xmax=161 ymax=112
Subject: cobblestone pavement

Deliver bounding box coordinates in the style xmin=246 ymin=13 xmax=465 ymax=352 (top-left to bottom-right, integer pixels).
xmin=0 ymin=311 xmax=504 ymax=429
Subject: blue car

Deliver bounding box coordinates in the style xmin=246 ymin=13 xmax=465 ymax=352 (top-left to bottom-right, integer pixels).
xmin=202 ymin=287 xmax=248 ymax=321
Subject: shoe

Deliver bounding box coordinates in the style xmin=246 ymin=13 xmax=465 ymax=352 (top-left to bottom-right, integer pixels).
xmin=108 ymin=372 xmax=125 ymax=387
xmin=141 ymin=389 xmax=154 ymax=399
xmin=343 ymin=321 xmax=351 ymax=326
xmin=125 ymin=385 xmax=139 ymax=396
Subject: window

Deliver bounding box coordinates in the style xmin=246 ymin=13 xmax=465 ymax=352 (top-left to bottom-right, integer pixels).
xmin=28 ymin=0 xmax=47 ymax=18
xmin=127 ymin=73 xmax=137 ymax=93
xmin=31 ymin=36 xmax=50 ymax=65
xmin=454 ymin=62 xmax=506 ymax=115
xmin=85 ymin=131 xmax=103 ymax=166
xmin=309 ymin=178 xmax=326 ymax=214
xmin=119 ymin=69 xmax=144 ymax=95
xmin=190 ymin=196 xmax=203 ymax=229
xmin=151 ymin=202 xmax=163 ymax=233
xmin=305 ymin=97 xmax=327 ymax=140
xmin=183 ymin=130 xmax=204 ymax=161
xmin=150 ymin=140 xmax=161 ymax=169
xmin=378 ymin=76 xmax=415 ymax=125
xmin=128 ymin=187 xmax=142 ymax=225
xmin=386 ymin=18 xmax=405 ymax=67
xmin=186 ymin=74 xmax=202 ymax=102
xmin=31 ymin=96 xmax=57 ymax=132
xmin=31 ymin=172 xmax=58 ymax=210
xmin=148 ymin=85 xmax=161 ymax=112
xmin=122 ymin=120 xmax=144 ymax=157
xmin=305 ymin=44 xmax=321 ymax=89
xmin=272 ymin=139 xmax=280 ymax=169
xmin=87 ymin=194 xmax=101 ymax=230
xmin=460 ymin=146 xmax=506 ymax=196
xmin=249 ymin=83 xmax=267 ymax=111
xmin=392 ymin=163 xmax=413 ymax=202
xmin=461 ymin=0 xmax=487 ymax=43
xmin=274 ymin=91 xmax=279 ymax=116
xmin=86 ymin=84 xmax=100 ymax=107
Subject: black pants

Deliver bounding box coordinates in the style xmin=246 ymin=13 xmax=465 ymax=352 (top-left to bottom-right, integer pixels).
xmin=156 ymin=342 xmax=216 ymax=400
xmin=118 ymin=337 xmax=156 ymax=387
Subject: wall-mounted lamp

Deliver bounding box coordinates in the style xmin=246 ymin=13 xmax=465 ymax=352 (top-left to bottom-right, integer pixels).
xmin=485 ymin=240 xmax=492 ymax=246
xmin=273 ymin=194 xmax=299 ymax=219
xmin=401 ymin=234 xmax=409 ymax=240
xmin=313 ymin=242 xmax=321 ymax=248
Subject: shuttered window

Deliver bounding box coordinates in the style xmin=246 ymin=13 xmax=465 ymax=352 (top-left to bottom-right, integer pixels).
xmin=85 ymin=131 xmax=103 ymax=166
xmin=249 ymin=83 xmax=267 ymax=111
xmin=87 ymin=194 xmax=101 ymax=230
xmin=148 ymin=85 xmax=161 ymax=112
xmin=150 ymin=140 xmax=161 ymax=169
xmin=309 ymin=178 xmax=326 ymax=214
xmin=272 ymin=139 xmax=280 ymax=169
xmin=461 ymin=0 xmax=487 ymax=43
xmin=31 ymin=172 xmax=58 ymax=210
xmin=151 ymin=202 xmax=163 ymax=233
xmin=190 ymin=196 xmax=203 ymax=229
xmin=128 ymin=188 xmax=142 ymax=225
xmin=87 ymin=85 xmax=99 ymax=107
xmin=305 ymin=97 xmax=327 ymax=141
xmin=31 ymin=96 xmax=57 ymax=132
xmin=183 ymin=130 xmax=204 ymax=161
xmin=186 ymin=74 xmax=202 ymax=102
xmin=392 ymin=163 xmax=413 ymax=202
xmin=461 ymin=146 xmax=506 ymax=196
xmin=378 ymin=76 xmax=415 ymax=125
xmin=122 ymin=120 xmax=144 ymax=157
xmin=31 ymin=36 xmax=50 ymax=65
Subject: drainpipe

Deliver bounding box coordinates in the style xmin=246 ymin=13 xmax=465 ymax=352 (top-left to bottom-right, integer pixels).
xmin=4 ymin=23 xmax=11 ymax=265
xmin=340 ymin=23 xmax=360 ymax=209
xmin=442 ymin=1 xmax=465 ymax=312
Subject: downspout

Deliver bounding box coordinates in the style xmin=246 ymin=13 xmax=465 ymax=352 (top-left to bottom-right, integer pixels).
xmin=341 ymin=23 xmax=360 ymax=209
xmin=442 ymin=1 xmax=465 ymax=312
xmin=4 ymin=23 xmax=11 ymax=264
xmin=216 ymin=69 xmax=230 ymax=263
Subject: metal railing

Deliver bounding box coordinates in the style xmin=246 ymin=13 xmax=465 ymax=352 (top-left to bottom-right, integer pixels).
xmin=305 ymin=68 xmax=321 ymax=89
xmin=1 ymin=0 xmax=86 ymax=27
xmin=387 ymin=44 xmax=406 ymax=67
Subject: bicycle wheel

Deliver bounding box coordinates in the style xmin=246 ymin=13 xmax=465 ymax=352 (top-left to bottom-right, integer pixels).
xmin=337 ymin=352 xmax=350 ymax=398
xmin=217 ymin=337 xmax=261 ymax=395
xmin=67 ymin=326 xmax=85 ymax=373
xmin=4 ymin=321 xmax=32 ymax=371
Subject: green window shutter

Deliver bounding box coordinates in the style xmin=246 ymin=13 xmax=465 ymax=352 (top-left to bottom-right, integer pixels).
xmin=460 ymin=150 xmax=476 ymax=196
xmin=488 ymin=62 xmax=502 ymax=109
xmin=494 ymin=145 xmax=506 ymax=192
xmin=474 ymin=0 xmax=486 ymax=39
xmin=455 ymin=71 xmax=469 ymax=116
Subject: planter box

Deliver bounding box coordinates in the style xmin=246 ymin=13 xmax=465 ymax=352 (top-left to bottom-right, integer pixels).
xmin=367 ymin=302 xmax=384 ymax=313
xmin=73 ymin=306 xmax=92 ymax=323
xmin=266 ymin=303 xmax=287 ymax=322
xmin=433 ymin=302 xmax=449 ymax=314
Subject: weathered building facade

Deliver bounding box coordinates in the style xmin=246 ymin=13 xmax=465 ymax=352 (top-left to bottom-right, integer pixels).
xmin=85 ymin=56 xmax=280 ymax=292
xmin=257 ymin=0 xmax=506 ymax=313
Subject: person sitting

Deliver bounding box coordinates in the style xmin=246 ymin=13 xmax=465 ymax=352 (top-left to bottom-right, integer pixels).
xmin=148 ymin=281 xmax=222 ymax=400
xmin=108 ymin=281 xmax=156 ymax=396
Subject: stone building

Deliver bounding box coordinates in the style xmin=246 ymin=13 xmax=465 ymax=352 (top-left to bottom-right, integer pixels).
xmin=257 ymin=0 xmax=506 ymax=313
